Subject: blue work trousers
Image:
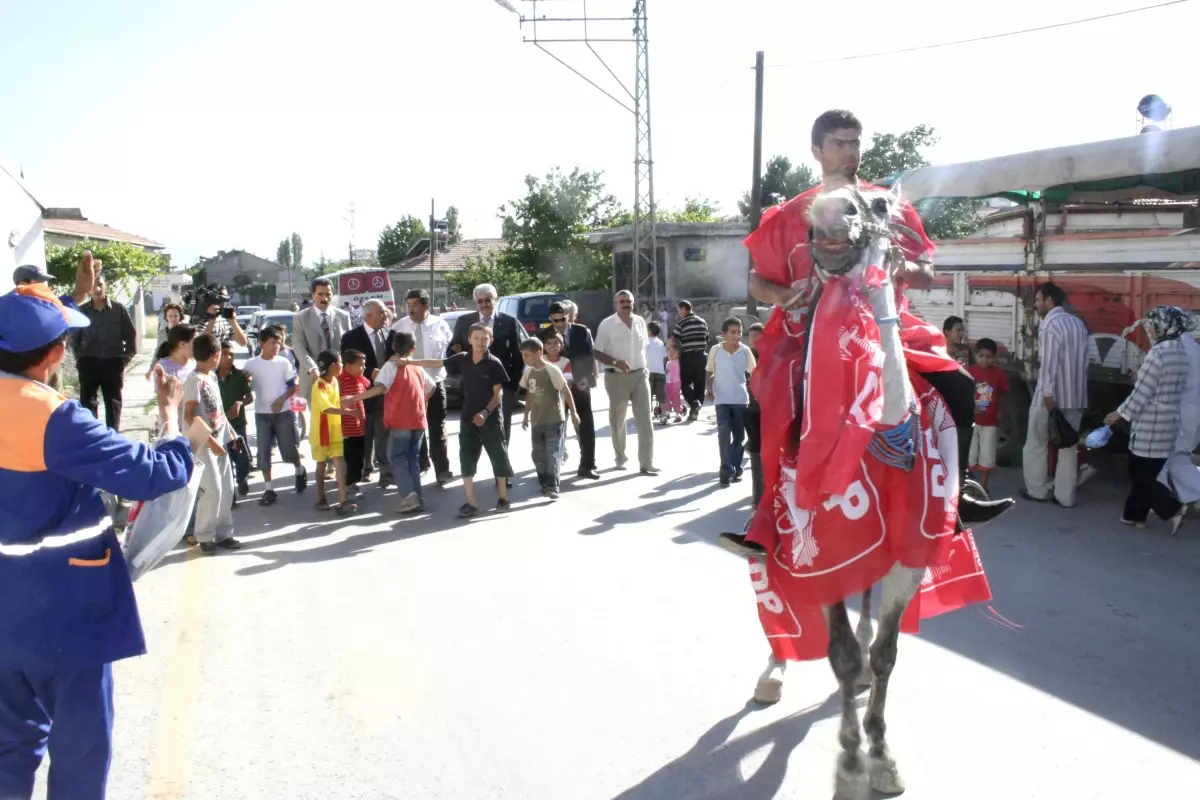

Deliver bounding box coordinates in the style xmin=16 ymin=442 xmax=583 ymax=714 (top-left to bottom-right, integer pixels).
xmin=0 ymin=663 xmax=114 ymax=800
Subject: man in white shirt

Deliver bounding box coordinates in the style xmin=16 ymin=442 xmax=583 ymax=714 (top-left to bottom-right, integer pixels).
xmin=593 ymin=290 xmax=658 ymax=474
xmin=1022 ymin=282 xmax=1090 ymax=507
xmin=390 ymin=288 xmax=455 ymax=485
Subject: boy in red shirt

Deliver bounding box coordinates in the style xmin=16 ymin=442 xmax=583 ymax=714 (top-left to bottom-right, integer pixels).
xmin=338 ymin=350 xmax=371 ymax=497
xmin=967 ymin=338 xmax=1009 ymax=493
xmin=348 ymin=333 xmax=436 ymax=513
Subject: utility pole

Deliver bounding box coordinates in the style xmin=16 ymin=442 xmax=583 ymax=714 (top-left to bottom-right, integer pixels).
xmin=429 ymin=198 xmax=436 ymax=304
xmin=746 ymin=51 xmax=765 ymax=319
xmin=501 ymin=1 xmax=660 ymax=305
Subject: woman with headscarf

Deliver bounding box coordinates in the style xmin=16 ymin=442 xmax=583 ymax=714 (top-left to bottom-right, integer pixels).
xmin=1104 ymin=305 xmax=1192 ymax=534
xmin=1157 ymin=307 xmax=1200 ymax=508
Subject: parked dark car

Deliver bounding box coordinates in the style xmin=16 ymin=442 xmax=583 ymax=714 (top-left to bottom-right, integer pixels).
xmin=246 ymin=310 xmax=295 ymax=355
xmin=439 ymin=309 xmax=471 ymax=409
xmin=496 ymin=291 xmax=571 ymax=336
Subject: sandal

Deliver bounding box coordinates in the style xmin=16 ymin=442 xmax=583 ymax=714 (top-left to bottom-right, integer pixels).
xmin=336 ymin=503 xmax=358 ymax=516
xmin=315 ymin=499 xmax=331 ymax=512
xmin=184 ymin=534 xmax=198 ymax=547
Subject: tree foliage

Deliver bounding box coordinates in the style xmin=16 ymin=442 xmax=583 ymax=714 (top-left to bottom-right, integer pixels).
xmin=610 ymin=195 xmax=724 ymax=228
xmin=858 ymin=125 xmax=981 ymax=240
xmin=445 ymin=205 xmax=462 ymax=245
xmin=738 ymin=156 xmax=819 ymax=216
xmin=276 ymin=240 xmax=292 ymax=269
xmin=498 ymin=166 xmax=622 ymax=292
xmin=444 ymin=251 xmax=556 ymax=299
xmin=378 ymin=215 xmax=430 ymax=267
xmin=290 ymin=233 xmax=303 ymax=271
xmin=45 ymin=240 xmax=169 ymax=296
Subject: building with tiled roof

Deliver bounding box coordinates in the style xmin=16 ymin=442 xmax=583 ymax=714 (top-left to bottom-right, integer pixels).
xmin=388 ymin=237 xmax=507 ymax=307
xmin=42 ymin=208 xmax=164 ymax=251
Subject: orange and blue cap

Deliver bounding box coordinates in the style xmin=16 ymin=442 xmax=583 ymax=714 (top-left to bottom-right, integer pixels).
xmin=0 ymin=284 xmax=91 ymax=353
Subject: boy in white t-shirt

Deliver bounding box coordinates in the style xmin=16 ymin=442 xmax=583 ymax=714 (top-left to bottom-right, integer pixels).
xmin=242 ymin=324 xmax=308 ymax=506
xmin=646 ymin=320 xmax=668 ymax=422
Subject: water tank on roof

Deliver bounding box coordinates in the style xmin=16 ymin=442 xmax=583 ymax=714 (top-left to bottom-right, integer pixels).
xmin=1137 ymin=94 xmax=1172 ymax=122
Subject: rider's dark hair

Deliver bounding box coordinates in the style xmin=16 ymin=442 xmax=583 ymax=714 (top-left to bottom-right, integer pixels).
xmin=1035 ymin=282 xmax=1067 ymax=307
xmin=812 ymin=110 xmax=862 ymax=148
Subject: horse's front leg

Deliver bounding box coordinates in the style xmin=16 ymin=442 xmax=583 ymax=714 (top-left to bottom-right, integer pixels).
xmin=863 ymin=565 xmax=924 ymax=796
xmin=826 ymin=601 xmax=868 ymax=800
xmin=854 ymin=586 xmax=874 ymax=690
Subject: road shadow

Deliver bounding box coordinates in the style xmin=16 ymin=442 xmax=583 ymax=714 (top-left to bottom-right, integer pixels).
xmin=579 ymin=478 xmax=740 ymax=536
xmin=230 ymin=516 xmax=440 ymax=576
xmin=611 ymin=693 xmax=855 ymax=800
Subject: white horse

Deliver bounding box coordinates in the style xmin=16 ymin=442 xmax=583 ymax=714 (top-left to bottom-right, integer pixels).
xmin=752 ymin=183 xmax=943 ymax=799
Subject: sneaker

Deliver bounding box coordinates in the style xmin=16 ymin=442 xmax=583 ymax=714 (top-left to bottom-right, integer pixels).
xmin=436 ymin=471 xmax=454 ymax=487
xmin=457 ymin=503 xmax=479 ymax=518
xmin=1120 ymin=517 xmax=1148 ymax=529
xmin=258 ymin=489 xmax=278 ymax=506
xmin=640 ymin=466 xmax=661 ymax=476
xmin=200 ymin=542 xmax=218 ymax=555
xmin=733 ymin=468 xmax=744 ymax=483
xmin=217 ymin=537 xmax=242 ymax=550
xmin=541 ymin=486 xmax=555 ymax=498
xmin=495 ymin=498 xmax=510 ymax=512
xmin=295 ymin=469 xmax=308 ymax=493
xmin=720 ymin=474 xmax=731 ymax=487
xmin=378 ymin=474 xmax=392 ymax=491
xmin=237 ymin=479 xmax=250 ymax=496
xmin=397 ymin=492 xmax=422 ymax=513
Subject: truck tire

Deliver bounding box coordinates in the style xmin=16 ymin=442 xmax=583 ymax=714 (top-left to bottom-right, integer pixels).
xmin=996 ymin=378 xmax=1030 ymax=468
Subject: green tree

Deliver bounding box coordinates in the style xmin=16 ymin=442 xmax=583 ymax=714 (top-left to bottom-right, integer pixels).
xmin=445 ymin=205 xmax=462 ymax=245
xmin=498 ymin=166 xmax=622 ymax=291
xmin=444 ymin=251 xmax=556 ymax=299
xmin=378 ymin=215 xmax=430 ymax=267
xmin=45 ymin=240 xmax=169 ymax=296
xmin=276 ymin=239 xmax=292 ymax=269
xmin=858 ymin=125 xmax=981 ymax=240
xmin=738 ymin=156 xmax=819 ymax=216
xmin=290 ymin=232 xmax=303 ymax=270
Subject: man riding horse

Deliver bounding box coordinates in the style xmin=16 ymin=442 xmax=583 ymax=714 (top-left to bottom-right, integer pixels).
xmin=720 ymin=109 xmax=1013 ymax=559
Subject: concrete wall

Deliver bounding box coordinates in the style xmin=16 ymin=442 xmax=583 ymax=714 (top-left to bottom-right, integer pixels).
xmin=607 ymin=229 xmax=751 ymax=303
xmin=199 ymin=252 xmax=306 ymax=300
xmin=389 ymin=271 xmax=455 ymax=310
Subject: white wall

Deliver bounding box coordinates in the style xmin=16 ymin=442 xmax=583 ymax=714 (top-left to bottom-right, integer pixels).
xmin=1 ymin=168 xmax=45 ymax=295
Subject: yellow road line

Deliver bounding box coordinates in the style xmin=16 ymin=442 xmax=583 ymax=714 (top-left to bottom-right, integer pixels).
xmin=145 ymin=547 xmax=208 ymax=799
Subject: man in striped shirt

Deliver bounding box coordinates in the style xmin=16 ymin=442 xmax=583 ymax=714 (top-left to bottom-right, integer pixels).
xmin=1022 ymin=282 xmax=1090 ymax=507
xmin=670 ymin=300 xmax=710 ymax=422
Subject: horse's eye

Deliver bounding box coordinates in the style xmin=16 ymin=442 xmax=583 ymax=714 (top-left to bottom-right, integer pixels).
xmin=872 ymin=197 xmax=889 ymax=215
xmin=843 ymin=202 xmax=858 ymax=216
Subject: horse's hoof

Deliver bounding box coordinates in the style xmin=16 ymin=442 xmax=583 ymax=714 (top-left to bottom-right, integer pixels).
xmin=833 ymin=761 xmax=870 ymax=800
xmin=869 ymin=757 xmax=906 ymax=795
xmin=754 ymin=673 xmax=783 ymax=704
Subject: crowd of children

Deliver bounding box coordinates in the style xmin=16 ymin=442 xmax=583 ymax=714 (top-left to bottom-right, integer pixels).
xmin=161 ymin=306 xmax=791 ymax=543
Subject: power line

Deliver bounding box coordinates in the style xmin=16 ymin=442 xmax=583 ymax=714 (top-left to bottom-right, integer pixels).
xmin=769 ymin=0 xmax=1191 ymax=68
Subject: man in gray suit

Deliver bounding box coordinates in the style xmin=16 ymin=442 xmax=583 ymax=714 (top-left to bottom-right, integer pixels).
xmin=292 ymin=277 xmax=352 ymax=403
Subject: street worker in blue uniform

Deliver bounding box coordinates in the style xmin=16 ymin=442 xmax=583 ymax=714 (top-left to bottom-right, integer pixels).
xmin=0 ymin=283 xmax=194 ymax=800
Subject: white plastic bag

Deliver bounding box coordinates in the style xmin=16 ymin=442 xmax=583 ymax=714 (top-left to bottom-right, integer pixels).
xmin=124 ymin=450 xmax=204 ymax=582
xmin=1085 ymin=425 xmax=1113 ymax=450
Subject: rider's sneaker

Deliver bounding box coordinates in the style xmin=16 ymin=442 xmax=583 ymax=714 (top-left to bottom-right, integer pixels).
xmin=718 ymin=532 xmax=766 ymax=557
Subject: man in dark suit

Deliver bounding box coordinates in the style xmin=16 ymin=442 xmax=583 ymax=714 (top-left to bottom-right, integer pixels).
xmin=448 ymin=283 xmax=526 ymax=447
xmin=340 ymin=299 xmax=393 ymax=488
xmin=546 ymin=301 xmax=600 ymax=479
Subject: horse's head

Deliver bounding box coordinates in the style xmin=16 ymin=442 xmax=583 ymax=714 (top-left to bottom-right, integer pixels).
xmin=808 ymin=183 xmax=903 ymax=283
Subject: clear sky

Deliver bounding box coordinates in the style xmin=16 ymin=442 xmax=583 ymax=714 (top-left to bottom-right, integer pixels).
xmin=1 ymin=0 xmax=1195 ymax=268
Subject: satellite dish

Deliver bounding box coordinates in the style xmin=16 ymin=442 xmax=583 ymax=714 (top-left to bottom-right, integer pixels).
xmin=1137 ymin=94 xmax=1172 ymax=122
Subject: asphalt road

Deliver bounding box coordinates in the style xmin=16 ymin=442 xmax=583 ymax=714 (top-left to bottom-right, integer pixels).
xmin=39 ymin=375 xmax=1200 ymax=799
